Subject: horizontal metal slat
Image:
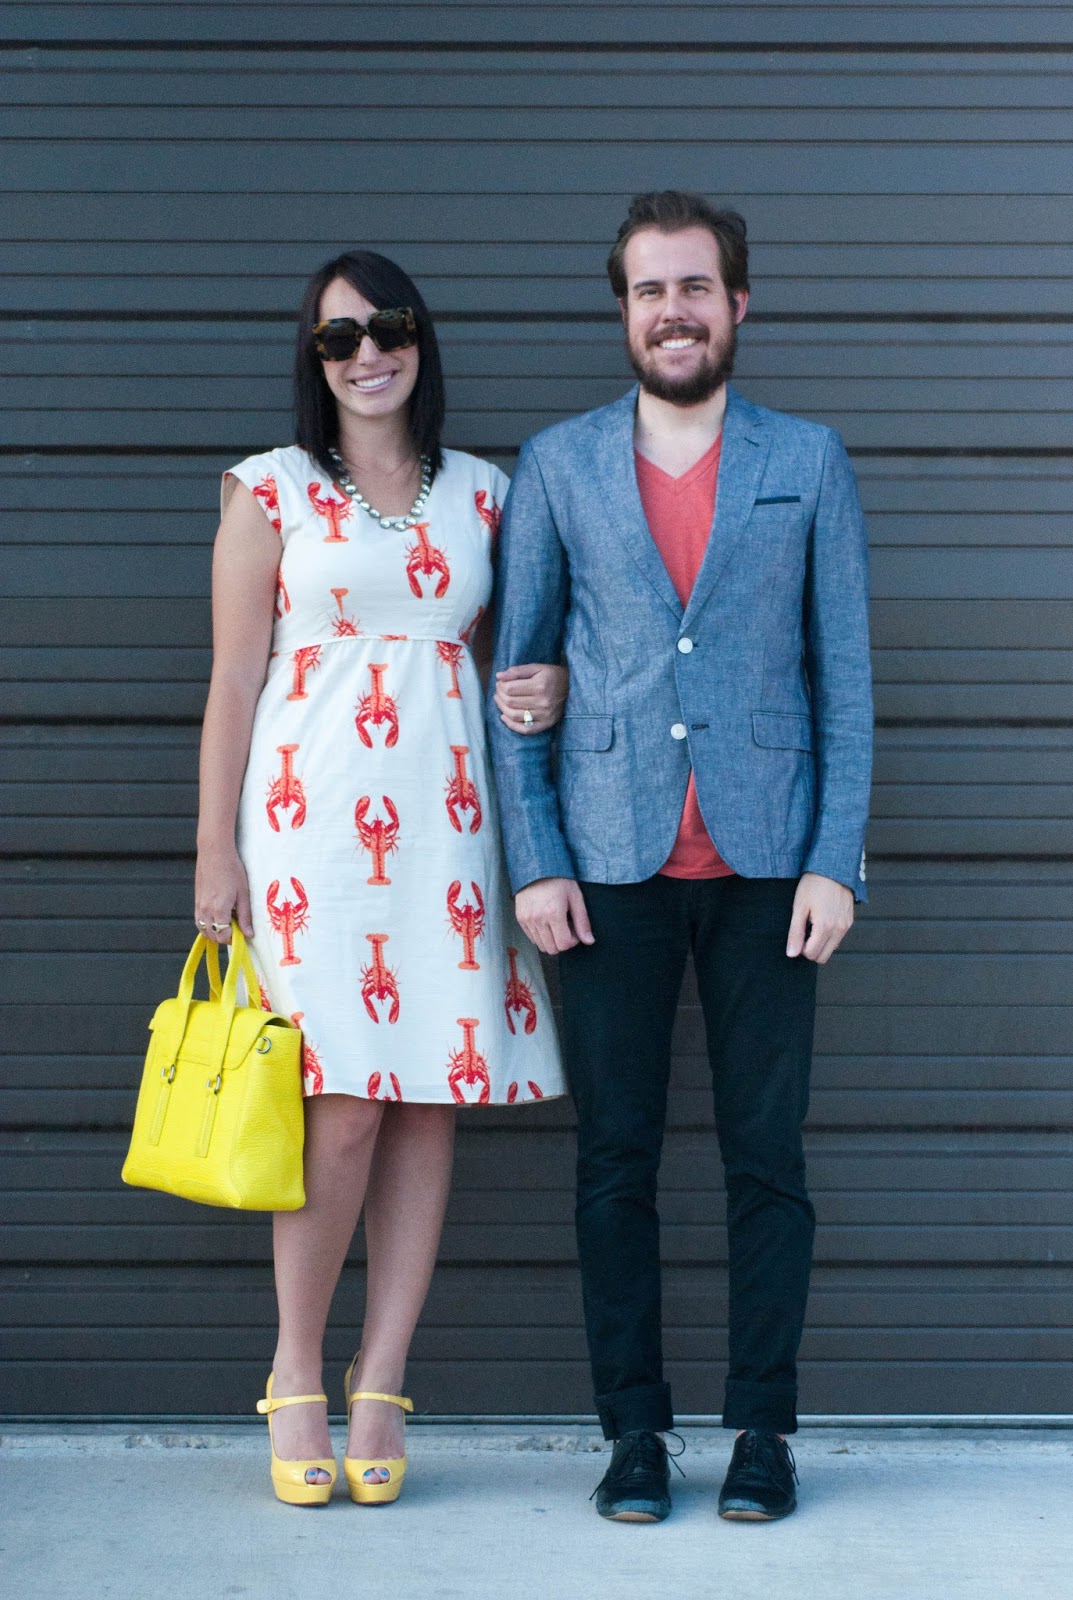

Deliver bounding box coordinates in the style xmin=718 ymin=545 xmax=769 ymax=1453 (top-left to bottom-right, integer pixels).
xmin=2 ymin=5 xmax=1070 ymax=48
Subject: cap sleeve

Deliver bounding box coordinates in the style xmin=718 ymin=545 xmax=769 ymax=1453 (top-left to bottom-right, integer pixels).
xmin=473 ymin=460 xmax=510 ymax=547
xmin=221 ymin=451 xmax=285 ymax=535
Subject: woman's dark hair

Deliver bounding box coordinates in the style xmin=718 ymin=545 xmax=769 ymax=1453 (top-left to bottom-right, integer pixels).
xmin=294 ymin=250 xmax=445 ymax=482
xmin=607 ymin=191 xmax=749 ymax=303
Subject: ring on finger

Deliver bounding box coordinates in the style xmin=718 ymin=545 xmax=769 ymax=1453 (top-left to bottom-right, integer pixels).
xmin=522 ymin=709 xmax=534 ymax=726
xmin=210 ymin=921 xmax=229 ymax=933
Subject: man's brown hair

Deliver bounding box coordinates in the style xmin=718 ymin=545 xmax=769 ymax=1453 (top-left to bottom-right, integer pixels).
xmin=607 ymin=191 xmax=749 ymax=302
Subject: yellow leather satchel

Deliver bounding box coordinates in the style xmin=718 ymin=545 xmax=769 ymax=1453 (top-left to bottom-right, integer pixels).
xmin=122 ymin=925 xmax=306 ymax=1210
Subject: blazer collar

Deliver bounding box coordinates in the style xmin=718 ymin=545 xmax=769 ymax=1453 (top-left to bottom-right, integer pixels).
xmin=589 ymin=385 xmax=770 ymax=625
xmin=590 ymin=385 xmax=681 ymax=618
xmin=682 ymin=386 xmax=770 ymax=629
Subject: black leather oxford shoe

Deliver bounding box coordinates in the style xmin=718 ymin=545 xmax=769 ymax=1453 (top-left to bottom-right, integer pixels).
xmin=594 ymin=1430 xmax=672 ymax=1523
xmin=718 ymin=1429 xmax=798 ymax=1521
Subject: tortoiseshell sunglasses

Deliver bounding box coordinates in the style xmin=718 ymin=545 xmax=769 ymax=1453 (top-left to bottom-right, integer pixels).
xmin=312 ymin=308 xmax=418 ymax=361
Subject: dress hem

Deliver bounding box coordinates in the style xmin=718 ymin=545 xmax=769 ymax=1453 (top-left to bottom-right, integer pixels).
xmin=303 ymin=1089 xmax=569 ymax=1107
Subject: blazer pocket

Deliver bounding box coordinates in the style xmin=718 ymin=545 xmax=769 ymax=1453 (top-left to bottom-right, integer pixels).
xmin=558 ymin=715 xmax=614 ymax=752
xmin=752 ymin=711 xmax=814 ymax=752
xmin=754 ymin=495 xmax=801 ymax=506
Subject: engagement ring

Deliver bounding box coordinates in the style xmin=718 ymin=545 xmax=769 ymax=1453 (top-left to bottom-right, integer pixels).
xmin=522 ymin=709 xmax=534 ymax=726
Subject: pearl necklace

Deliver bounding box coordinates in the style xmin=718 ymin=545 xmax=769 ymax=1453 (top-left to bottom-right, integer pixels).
xmin=328 ymin=447 xmax=432 ymax=530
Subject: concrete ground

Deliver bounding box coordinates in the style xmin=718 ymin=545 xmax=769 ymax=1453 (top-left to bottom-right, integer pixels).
xmin=2 ymin=1424 xmax=1071 ymax=1600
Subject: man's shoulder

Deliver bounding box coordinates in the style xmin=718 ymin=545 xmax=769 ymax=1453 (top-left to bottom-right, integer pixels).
xmin=730 ymin=388 xmax=835 ymax=451
xmin=522 ymin=390 xmax=634 ymax=464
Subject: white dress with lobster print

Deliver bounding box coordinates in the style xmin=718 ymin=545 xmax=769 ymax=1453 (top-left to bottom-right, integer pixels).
xmin=227 ymin=444 xmax=565 ymax=1106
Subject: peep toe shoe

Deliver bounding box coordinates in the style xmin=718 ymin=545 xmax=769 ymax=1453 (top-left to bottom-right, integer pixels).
xmin=343 ymin=1354 xmax=414 ymax=1505
xmin=256 ymin=1373 xmax=337 ymax=1506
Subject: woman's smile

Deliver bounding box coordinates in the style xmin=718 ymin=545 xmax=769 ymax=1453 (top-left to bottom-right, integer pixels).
xmin=348 ymin=369 xmax=399 ymax=393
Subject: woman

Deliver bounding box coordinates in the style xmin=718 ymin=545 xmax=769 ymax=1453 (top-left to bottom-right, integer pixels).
xmin=195 ymin=250 xmax=567 ymax=1506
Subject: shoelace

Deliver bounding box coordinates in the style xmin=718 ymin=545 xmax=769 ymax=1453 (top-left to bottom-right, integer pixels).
xmin=590 ymin=1430 xmax=688 ymax=1500
xmin=665 ymin=1429 xmax=688 ymax=1479
xmin=734 ymin=1430 xmax=798 ymax=1486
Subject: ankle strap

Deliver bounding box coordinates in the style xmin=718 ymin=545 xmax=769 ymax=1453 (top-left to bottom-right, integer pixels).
xmin=257 ymin=1391 xmax=328 ymax=1415
xmin=348 ymin=1390 xmax=413 ymax=1413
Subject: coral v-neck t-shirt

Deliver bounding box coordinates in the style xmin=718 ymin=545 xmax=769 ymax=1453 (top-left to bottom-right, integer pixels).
xmin=634 ymin=435 xmax=734 ymax=880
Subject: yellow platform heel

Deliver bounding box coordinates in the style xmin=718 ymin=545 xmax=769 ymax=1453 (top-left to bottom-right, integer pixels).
xmin=343 ymin=1354 xmax=414 ymax=1505
xmin=256 ymin=1373 xmax=337 ymax=1506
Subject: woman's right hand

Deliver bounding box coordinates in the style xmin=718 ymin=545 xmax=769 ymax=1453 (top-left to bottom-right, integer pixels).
xmin=494 ymin=662 xmax=569 ymax=733
xmin=194 ymin=843 xmax=253 ymax=943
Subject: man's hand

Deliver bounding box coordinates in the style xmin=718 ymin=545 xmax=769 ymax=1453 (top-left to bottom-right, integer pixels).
xmin=786 ymin=872 xmax=854 ymax=964
xmin=516 ymin=877 xmax=595 ymax=955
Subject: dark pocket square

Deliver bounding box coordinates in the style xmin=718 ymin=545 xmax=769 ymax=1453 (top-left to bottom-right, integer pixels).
xmin=755 ymin=494 xmax=801 ymax=505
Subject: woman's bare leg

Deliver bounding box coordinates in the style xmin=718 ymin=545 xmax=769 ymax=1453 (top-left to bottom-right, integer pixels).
xmin=268 ymin=1093 xmax=384 ymax=1480
xmin=345 ymin=1102 xmax=456 ymax=1466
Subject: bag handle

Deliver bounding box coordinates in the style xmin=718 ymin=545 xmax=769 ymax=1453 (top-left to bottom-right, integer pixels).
xmin=219 ymin=924 xmax=260 ymax=1013
xmin=163 ymin=925 xmax=259 ymax=1071
xmin=206 ymin=938 xmax=222 ymax=999
xmin=175 ymin=927 xmax=251 ymax=1006
xmin=209 ymin=924 xmax=263 ymax=1074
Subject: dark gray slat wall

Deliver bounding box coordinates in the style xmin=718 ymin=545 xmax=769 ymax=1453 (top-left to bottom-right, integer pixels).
xmin=2 ymin=17 xmax=1072 ymax=1416
xmin=5 ymin=4 xmax=1073 ymax=49
xmin=6 ymin=1263 xmax=1073 ymax=1416
xmin=4 ymin=863 xmax=1073 ymax=1413
xmin=7 ymin=50 xmax=1073 ymax=111
xmin=6 ymin=326 xmax=1073 ymax=450
xmin=8 ymin=727 xmax=1073 ymax=862
xmin=5 ymin=453 xmax=1072 ymax=727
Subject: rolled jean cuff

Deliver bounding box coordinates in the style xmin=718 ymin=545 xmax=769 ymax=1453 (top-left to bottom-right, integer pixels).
xmin=595 ymin=1381 xmax=674 ymax=1441
xmin=722 ymin=1378 xmax=798 ymax=1435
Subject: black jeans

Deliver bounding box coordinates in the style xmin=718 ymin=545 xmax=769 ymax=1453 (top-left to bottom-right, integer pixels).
xmin=557 ymin=874 xmax=817 ymax=1438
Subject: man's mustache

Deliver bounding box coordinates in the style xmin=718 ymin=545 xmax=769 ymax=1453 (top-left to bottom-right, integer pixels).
xmin=645 ymin=323 xmax=709 ymax=348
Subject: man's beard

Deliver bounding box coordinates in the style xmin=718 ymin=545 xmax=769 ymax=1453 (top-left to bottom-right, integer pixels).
xmin=628 ymin=321 xmax=737 ymax=406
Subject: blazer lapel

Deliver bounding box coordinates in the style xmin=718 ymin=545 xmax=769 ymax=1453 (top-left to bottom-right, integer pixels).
xmin=591 ymin=387 xmax=683 ymax=620
xmin=682 ymin=389 xmax=770 ymax=630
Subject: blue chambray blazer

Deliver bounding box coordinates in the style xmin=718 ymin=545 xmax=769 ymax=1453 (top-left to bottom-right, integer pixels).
xmin=487 ymin=385 xmax=873 ymax=902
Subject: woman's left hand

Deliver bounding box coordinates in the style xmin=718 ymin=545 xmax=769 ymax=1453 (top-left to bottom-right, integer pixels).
xmin=494 ymin=663 xmax=569 ymax=733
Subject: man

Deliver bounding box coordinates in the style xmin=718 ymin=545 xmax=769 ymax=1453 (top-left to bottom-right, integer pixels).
xmin=489 ymin=191 xmax=872 ymax=1523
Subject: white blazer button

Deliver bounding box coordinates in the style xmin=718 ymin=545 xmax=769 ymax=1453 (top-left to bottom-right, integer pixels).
xmin=677 ymin=637 xmax=694 ymax=653
xmin=671 ymin=723 xmax=687 ymax=740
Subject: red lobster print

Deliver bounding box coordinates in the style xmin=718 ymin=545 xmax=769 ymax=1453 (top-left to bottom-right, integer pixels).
xmin=474 ymin=489 xmax=501 ymax=542
xmin=506 ymin=1081 xmax=544 ymax=1104
xmin=436 ymin=640 xmax=464 ymax=699
xmin=258 ymin=979 xmax=273 ymax=1012
xmin=266 ymin=743 xmax=307 ymax=831
xmin=266 ymin=877 xmax=309 ymax=967
xmin=367 ymin=1071 xmax=402 ymax=1101
xmin=287 ymin=645 xmax=322 ymax=701
xmin=355 ymin=795 xmax=400 ymax=886
xmin=330 ymin=586 xmax=360 ymax=637
xmin=308 ymin=482 xmax=352 ymax=542
xmin=274 ymin=571 xmax=291 ymax=619
xmin=447 ymin=1016 xmax=490 ymax=1105
xmin=405 ymin=521 xmax=450 ymax=598
xmin=253 ymin=474 xmax=283 ymax=535
xmin=445 ymin=745 xmax=482 ymax=834
xmin=355 ymin=662 xmax=399 ymax=748
xmin=447 ymin=880 xmax=485 ymax=971
xmin=459 ymin=605 xmax=484 ymax=646
xmin=504 ymin=946 xmax=538 ymax=1035
xmin=291 ymin=1012 xmax=324 ymax=1096
xmin=361 ymin=933 xmax=400 ymax=1024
